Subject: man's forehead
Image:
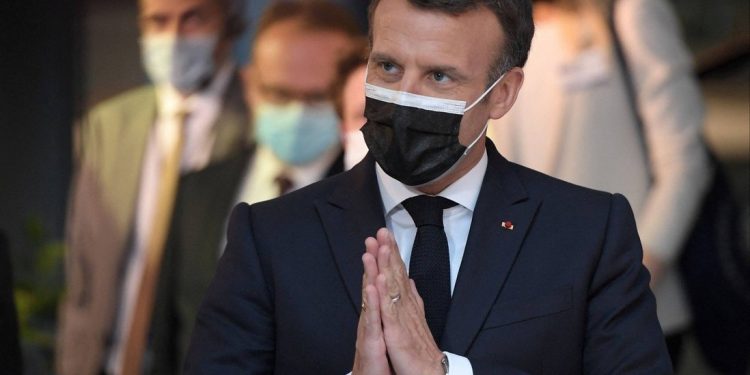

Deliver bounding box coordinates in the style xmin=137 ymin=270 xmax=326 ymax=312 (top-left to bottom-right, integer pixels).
xmin=254 ymin=26 xmax=352 ymax=91
xmin=255 ymin=24 xmax=352 ymax=68
xmin=370 ymin=0 xmax=502 ymax=73
xmin=140 ymin=0 xmax=220 ymax=14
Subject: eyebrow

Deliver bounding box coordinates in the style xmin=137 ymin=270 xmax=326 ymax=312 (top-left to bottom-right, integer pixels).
xmin=140 ymin=4 xmax=207 ymax=21
xmin=369 ymin=52 xmax=399 ymax=65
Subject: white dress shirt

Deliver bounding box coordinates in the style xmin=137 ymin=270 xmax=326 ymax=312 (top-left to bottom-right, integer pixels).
xmin=370 ymin=150 xmax=489 ymax=375
xmin=107 ymin=61 xmax=234 ymax=374
xmin=237 ymin=143 xmax=342 ymax=205
xmin=225 ymin=143 xmax=342 ymax=256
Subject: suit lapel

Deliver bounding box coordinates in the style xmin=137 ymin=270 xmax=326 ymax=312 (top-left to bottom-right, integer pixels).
xmin=210 ymin=73 xmax=251 ymax=163
xmin=108 ymin=87 xmax=156 ymax=240
xmin=315 ymin=155 xmax=385 ymax=314
xmin=441 ymin=141 xmax=541 ymax=354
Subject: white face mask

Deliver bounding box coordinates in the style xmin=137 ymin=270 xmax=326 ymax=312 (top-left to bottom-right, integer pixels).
xmin=343 ymin=130 xmax=369 ymax=170
xmin=140 ymin=33 xmax=219 ymax=93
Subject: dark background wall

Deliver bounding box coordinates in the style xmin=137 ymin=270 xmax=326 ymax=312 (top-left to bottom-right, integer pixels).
xmin=0 ymin=0 xmax=82 ymax=283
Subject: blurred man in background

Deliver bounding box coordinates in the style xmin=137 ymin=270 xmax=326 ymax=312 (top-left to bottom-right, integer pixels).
xmin=332 ymin=37 xmax=369 ymax=170
xmin=237 ymin=0 xmax=362 ymax=203
xmin=56 ymin=0 xmax=249 ymax=373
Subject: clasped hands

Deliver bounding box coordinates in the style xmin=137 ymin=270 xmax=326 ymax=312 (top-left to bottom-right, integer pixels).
xmin=352 ymin=228 xmax=444 ymax=375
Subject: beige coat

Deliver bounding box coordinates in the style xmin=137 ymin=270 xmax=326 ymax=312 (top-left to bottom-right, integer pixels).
xmin=490 ymin=0 xmax=711 ymax=333
xmin=56 ymin=77 xmax=249 ymax=375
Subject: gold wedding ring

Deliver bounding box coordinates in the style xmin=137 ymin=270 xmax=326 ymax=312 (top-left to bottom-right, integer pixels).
xmin=390 ymin=293 xmax=401 ymax=304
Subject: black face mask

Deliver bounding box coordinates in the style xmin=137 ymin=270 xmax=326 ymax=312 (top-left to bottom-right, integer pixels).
xmin=361 ymin=79 xmax=501 ymax=186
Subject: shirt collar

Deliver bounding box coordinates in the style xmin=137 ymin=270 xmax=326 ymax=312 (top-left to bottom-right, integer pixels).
xmin=256 ymin=143 xmax=342 ymax=191
xmin=376 ymin=150 xmax=488 ymax=216
xmin=285 ymin=144 xmax=342 ymax=189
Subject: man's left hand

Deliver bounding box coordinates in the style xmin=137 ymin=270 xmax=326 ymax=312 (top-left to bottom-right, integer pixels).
xmin=373 ymin=228 xmax=445 ymax=375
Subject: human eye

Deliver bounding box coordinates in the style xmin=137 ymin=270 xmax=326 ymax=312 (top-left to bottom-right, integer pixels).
xmin=142 ymin=14 xmax=168 ymax=33
xmin=431 ymin=71 xmax=452 ymax=83
xmin=261 ymin=85 xmax=292 ymax=104
xmin=182 ymin=10 xmax=207 ymax=31
xmin=380 ymin=61 xmax=399 ymax=75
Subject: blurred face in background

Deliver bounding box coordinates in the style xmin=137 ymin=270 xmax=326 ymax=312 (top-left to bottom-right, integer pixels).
xmin=340 ymin=65 xmax=368 ymax=169
xmin=245 ymin=20 xmax=354 ymax=165
xmin=139 ymin=0 xmax=227 ymax=37
xmin=341 ymin=65 xmax=367 ymax=134
xmin=138 ymin=0 xmax=232 ymax=93
xmin=247 ymin=21 xmax=352 ymax=107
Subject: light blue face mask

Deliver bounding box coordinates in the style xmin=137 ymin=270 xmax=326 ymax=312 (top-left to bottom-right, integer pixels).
xmin=140 ymin=33 xmax=218 ymax=93
xmin=255 ymin=101 xmax=341 ymax=166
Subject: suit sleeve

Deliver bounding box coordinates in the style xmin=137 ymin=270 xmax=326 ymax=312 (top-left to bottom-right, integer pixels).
xmin=583 ymin=194 xmax=672 ymax=373
xmin=184 ymin=203 xmax=275 ymax=374
xmin=55 ymin=111 xmax=107 ymax=375
xmin=616 ymin=0 xmax=712 ymax=264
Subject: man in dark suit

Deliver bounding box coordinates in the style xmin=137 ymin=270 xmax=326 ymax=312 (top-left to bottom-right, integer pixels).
xmin=185 ymin=0 xmax=672 ymax=373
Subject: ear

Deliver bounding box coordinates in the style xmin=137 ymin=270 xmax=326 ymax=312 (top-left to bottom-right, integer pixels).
xmin=487 ymin=67 xmax=524 ymax=120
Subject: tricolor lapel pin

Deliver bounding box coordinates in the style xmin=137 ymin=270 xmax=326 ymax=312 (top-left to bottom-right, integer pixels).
xmin=500 ymin=221 xmax=514 ymax=230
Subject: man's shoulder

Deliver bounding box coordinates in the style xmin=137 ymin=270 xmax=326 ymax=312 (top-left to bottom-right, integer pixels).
xmin=75 ymin=85 xmax=157 ymax=162
xmin=503 ymin=159 xmax=617 ymax=214
xmin=513 ymin=161 xmax=609 ymax=197
xmin=250 ymin=169 xmax=350 ymax=215
xmin=87 ymin=85 xmax=156 ymax=119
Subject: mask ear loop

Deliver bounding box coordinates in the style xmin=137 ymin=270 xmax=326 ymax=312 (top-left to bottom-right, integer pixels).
xmin=461 ymin=73 xmax=505 ymax=154
xmin=463 ymin=73 xmax=505 ymax=113
xmin=463 ymin=121 xmax=489 ymax=155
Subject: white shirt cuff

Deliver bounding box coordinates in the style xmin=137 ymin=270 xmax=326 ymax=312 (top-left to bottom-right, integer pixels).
xmin=445 ymin=351 xmax=473 ymax=374
xmin=345 ymin=352 xmax=472 ymax=375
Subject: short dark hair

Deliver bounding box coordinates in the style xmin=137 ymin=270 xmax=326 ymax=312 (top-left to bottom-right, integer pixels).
xmin=368 ymin=0 xmax=534 ymax=85
xmin=255 ymin=1 xmax=363 ymax=46
xmin=138 ymin=0 xmax=246 ymax=39
xmin=332 ymin=37 xmax=370 ymax=119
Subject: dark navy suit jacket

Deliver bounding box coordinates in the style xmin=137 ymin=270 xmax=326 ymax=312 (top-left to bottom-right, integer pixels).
xmin=185 ymin=141 xmax=672 ymax=374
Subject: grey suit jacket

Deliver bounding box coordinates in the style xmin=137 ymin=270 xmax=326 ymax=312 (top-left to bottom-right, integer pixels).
xmin=56 ymin=74 xmax=250 ymax=375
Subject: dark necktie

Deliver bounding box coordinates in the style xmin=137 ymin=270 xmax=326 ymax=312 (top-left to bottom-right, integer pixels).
xmin=275 ymin=174 xmax=294 ymax=196
xmin=401 ymin=195 xmax=457 ymax=344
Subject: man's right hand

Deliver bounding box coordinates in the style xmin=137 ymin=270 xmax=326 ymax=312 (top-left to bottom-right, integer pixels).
xmin=352 ymin=238 xmax=391 ymax=375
